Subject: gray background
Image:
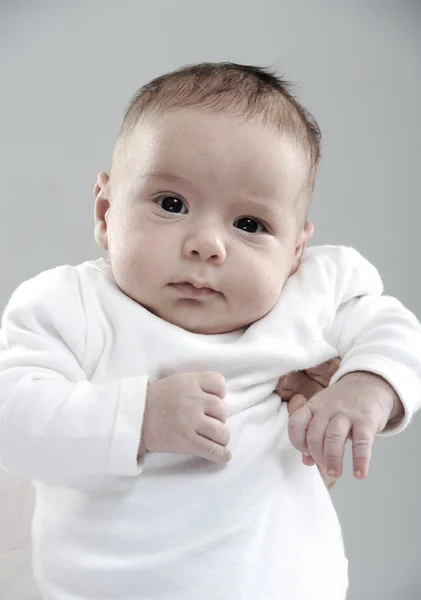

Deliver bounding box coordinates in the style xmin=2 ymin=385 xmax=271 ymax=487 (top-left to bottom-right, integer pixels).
xmin=1 ymin=1 xmax=420 ymax=598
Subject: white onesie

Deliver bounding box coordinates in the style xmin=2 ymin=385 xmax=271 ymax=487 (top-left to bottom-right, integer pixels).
xmin=0 ymin=245 xmax=420 ymax=600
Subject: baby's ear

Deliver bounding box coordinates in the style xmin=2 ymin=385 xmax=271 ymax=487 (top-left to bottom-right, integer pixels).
xmin=93 ymin=172 xmax=110 ymax=200
xmin=289 ymin=221 xmax=314 ymax=276
xmin=93 ymin=172 xmax=111 ymax=250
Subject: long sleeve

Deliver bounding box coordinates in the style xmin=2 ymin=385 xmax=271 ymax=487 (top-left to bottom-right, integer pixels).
xmin=319 ymin=246 xmax=421 ymax=435
xmin=0 ymin=267 xmax=148 ymax=484
xmin=329 ymin=294 xmax=421 ymax=434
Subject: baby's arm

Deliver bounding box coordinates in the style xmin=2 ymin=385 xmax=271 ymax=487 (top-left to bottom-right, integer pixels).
xmin=0 ymin=268 xmax=230 ymax=484
xmin=330 ymin=292 xmax=421 ymax=435
xmin=0 ymin=268 xmax=148 ymax=483
xmin=288 ymin=369 xmax=402 ymax=479
xmin=288 ymin=247 xmax=421 ymax=480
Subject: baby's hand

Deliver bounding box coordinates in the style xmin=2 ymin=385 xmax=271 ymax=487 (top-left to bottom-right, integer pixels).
xmin=287 ymin=371 xmax=402 ymax=480
xmin=139 ymin=372 xmax=231 ymax=464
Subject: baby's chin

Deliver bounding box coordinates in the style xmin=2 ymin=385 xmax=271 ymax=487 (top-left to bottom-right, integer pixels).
xmin=147 ymin=305 xmax=245 ymax=335
xmin=159 ymin=305 xmax=269 ymax=335
xmin=166 ymin=313 xmax=244 ymax=335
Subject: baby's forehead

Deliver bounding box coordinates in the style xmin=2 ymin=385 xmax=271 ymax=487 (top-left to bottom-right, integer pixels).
xmin=122 ymin=111 xmax=308 ymax=178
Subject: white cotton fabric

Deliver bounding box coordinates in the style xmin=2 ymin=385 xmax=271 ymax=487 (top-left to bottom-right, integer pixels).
xmin=1 ymin=245 xmax=420 ymax=600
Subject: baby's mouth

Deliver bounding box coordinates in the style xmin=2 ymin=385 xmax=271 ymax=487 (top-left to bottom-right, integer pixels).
xmin=169 ymin=281 xmax=219 ymax=298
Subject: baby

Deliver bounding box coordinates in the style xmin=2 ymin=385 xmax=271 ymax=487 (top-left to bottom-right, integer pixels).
xmin=1 ymin=62 xmax=421 ymax=600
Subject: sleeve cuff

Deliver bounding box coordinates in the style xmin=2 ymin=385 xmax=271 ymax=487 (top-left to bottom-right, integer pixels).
xmin=330 ymin=355 xmax=419 ymax=436
xmin=109 ymin=375 xmax=149 ymax=476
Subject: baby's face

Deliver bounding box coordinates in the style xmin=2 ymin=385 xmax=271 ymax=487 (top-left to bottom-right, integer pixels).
xmin=94 ymin=109 xmax=313 ymax=334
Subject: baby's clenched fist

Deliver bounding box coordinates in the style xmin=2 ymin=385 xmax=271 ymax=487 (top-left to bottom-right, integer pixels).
xmin=139 ymin=371 xmax=231 ymax=464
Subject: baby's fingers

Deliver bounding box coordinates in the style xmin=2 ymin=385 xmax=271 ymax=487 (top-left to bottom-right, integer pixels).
xmin=302 ymin=454 xmax=315 ymax=466
xmin=305 ymin=413 xmax=331 ymax=467
xmin=197 ymin=417 xmax=230 ymax=447
xmin=288 ymin=398 xmax=312 ymax=455
xmin=193 ymin=435 xmax=232 ymax=464
xmin=351 ymin=421 xmax=375 ymax=479
xmin=323 ymin=415 xmax=352 ymax=478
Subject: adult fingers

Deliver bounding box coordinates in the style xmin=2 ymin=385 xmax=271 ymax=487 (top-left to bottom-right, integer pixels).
xmin=277 ymin=371 xmax=324 ymax=401
xmin=317 ymin=464 xmax=338 ymax=490
xmin=304 ymin=358 xmax=341 ymax=388
xmin=287 ymin=394 xmax=307 ymax=416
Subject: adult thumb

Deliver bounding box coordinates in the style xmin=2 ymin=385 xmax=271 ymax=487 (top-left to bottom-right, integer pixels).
xmin=286 ymin=393 xmax=307 ymax=416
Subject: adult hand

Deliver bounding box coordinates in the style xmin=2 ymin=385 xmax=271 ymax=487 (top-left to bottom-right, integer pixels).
xmin=276 ymin=359 xmax=341 ymax=405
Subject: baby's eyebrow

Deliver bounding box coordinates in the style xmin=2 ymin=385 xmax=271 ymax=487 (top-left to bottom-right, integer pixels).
xmin=141 ymin=171 xmax=190 ymax=186
xmin=237 ymin=196 xmax=282 ymax=218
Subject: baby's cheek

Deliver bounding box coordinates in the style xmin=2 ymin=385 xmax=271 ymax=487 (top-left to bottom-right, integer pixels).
xmin=263 ymin=270 xmax=289 ymax=312
xmin=109 ymin=250 xmax=144 ymax=298
xmin=261 ymin=287 xmax=283 ymax=318
xmin=240 ymin=277 xmax=281 ymax=323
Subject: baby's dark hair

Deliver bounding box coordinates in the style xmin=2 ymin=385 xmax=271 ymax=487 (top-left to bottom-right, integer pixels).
xmin=116 ymin=62 xmax=321 ymax=196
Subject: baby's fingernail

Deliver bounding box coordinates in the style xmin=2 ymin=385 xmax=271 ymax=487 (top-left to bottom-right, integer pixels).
xmin=303 ymin=452 xmax=310 ymax=457
xmin=354 ymin=470 xmax=362 ymax=478
xmin=328 ymin=469 xmax=336 ymax=477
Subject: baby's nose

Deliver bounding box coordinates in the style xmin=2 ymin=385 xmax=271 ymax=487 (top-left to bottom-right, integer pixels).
xmin=183 ymin=231 xmax=226 ymax=264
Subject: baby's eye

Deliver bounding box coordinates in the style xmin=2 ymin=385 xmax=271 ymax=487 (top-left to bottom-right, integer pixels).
xmin=157 ymin=196 xmax=188 ymax=214
xmin=234 ymin=217 xmax=266 ymax=234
